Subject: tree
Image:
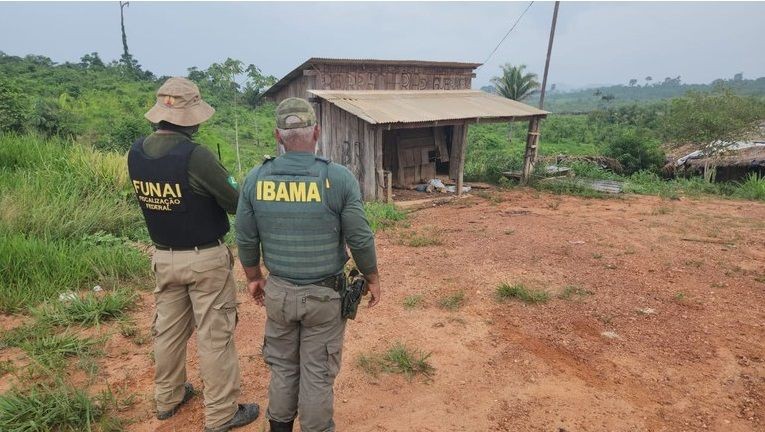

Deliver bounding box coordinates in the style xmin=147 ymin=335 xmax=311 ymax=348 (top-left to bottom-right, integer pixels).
xmin=242 ymin=64 xmax=276 ymax=108
xmin=79 ymin=52 xmax=105 ymax=70
xmin=605 ymin=128 xmax=665 ymax=174
xmin=645 ymin=76 xmax=653 ymax=86
xmin=662 ymin=87 xmax=765 ymax=181
xmin=491 ymin=64 xmax=540 ymax=144
xmin=733 ymin=72 xmax=743 ymax=81
xmin=0 ymin=79 xmax=29 ymax=132
xmin=491 ymin=64 xmax=540 ymax=101
xmin=629 ymin=78 xmax=638 ymax=87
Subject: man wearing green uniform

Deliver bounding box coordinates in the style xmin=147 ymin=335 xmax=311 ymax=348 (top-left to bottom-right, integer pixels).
xmin=236 ymin=98 xmax=381 ymax=432
xmin=128 ymin=77 xmax=259 ymax=432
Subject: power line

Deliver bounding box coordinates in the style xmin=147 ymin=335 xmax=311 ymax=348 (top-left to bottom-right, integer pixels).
xmin=479 ymin=1 xmax=535 ymax=68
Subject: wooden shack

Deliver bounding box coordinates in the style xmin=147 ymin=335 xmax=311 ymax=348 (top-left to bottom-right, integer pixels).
xmin=263 ymin=58 xmax=548 ymax=201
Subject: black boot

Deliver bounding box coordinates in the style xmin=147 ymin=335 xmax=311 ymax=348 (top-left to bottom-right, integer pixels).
xmin=269 ymin=419 xmax=294 ymax=432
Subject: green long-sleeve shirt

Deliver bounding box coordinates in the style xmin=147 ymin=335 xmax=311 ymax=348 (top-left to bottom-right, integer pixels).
xmin=236 ymin=152 xmax=378 ymax=277
xmin=141 ymin=131 xmax=239 ymax=214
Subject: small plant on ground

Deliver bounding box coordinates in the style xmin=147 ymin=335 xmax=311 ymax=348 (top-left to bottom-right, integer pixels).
xmin=397 ymin=228 xmax=443 ymax=247
xmin=19 ymin=333 xmax=101 ymax=369
xmin=732 ymin=173 xmax=765 ymax=201
xmin=437 ymin=291 xmax=465 ymax=311
xmin=558 ymin=285 xmax=594 ymax=300
xmin=474 ymin=190 xmax=504 ymax=204
xmin=403 ymin=295 xmax=424 ymax=310
xmin=357 ymin=342 xmax=435 ymax=380
xmin=0 ymin=384 xmax=121 ymax=432
xmin=0 ymin=360 xmax=15 ymax=377
xmin=495 ymin=283 xmax=549 ymax=304
xmin=364 ymin=202 xmax=407 ymax=232
xmin=674 ymin=292 xmax=686 ymax=301
xmin=33 ymin=288 xmax=137 ymax=327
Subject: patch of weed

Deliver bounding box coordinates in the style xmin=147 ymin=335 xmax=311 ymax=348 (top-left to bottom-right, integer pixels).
xmin=33 ymin=288 xmax=137 ymax=327
xmin=0 ymin=360 xmax=15 ymax=377
xmin=403 ymin=295 xmax=424 ymax=310
xmin=364 ymin=202 xmax=407 ymax=233
xmin=437 ymin=291 xmax=465 ymax=311
xmin=495 ymin=283 xmax=549 ymax=304
xmin=0 ymin=384 xmax=120 ymax=432
xmin=397 ymin=228 xmax=443 ymax=247
xmin=558 ymin=285 xmax=594 ymax=300
xmin=357 ymin=342 xmax=435 ymax=380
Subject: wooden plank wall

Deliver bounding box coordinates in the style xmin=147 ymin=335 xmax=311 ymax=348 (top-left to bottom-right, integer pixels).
xmin=318 ymin=102 xmax=379 ymax=201
xmin=316 ymin=63 xmax=474 ymax=91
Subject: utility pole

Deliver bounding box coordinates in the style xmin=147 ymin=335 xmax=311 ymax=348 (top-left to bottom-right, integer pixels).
xmin=538 ymin=1 xmax=559 ymax=110
xmin=521 ymin=1 xmax=559 ymax=184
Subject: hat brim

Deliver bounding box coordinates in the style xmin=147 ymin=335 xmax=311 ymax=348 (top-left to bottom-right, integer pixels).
xmin=144 ymin=100 xmax=215 ymax=127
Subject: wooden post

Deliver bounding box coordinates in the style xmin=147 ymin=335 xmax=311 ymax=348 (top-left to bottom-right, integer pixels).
xmin=456 ymin=124 xmax=469 ymax=196
xmin=385 ymin=171 xmax=393 ymax=203
xmin=521 ymin=117 xmax=540 ymax=184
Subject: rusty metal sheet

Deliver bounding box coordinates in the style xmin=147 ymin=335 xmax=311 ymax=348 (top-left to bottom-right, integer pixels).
xmin=309 ymin=90 xmax=549 ymax=124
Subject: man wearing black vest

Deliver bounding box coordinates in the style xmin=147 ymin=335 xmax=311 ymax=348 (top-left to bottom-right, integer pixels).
xmin=236 ymin=98 xmax=381 ymax=432
xmin=128 ymin=77 xmax=259 ymax=432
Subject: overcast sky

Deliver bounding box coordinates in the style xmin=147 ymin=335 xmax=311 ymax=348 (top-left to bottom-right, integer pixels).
xmin=1 ymin=1 xmax=763 ymax=89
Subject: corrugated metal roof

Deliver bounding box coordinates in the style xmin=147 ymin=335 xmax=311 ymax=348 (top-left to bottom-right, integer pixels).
xmin=263 ymin=58 xmax=481 ymax=98
xmin=309 ymin=90 xmax=548 ymax=124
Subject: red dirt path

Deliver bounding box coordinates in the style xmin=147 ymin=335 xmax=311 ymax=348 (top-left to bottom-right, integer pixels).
xmin=31 ymin=189 xmax=765 ymax=431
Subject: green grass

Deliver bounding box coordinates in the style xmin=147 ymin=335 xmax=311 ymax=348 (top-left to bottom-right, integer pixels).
xmin=364 ymin=202 xmax=407 ymax=232
xmin=437 ymin=291 xmax=465 ymax=311
xmin=0 ymin=384 xmax=120 ymax=432
xmin=32 ymin=288 xmax=137 ymax=327
xmin=19 ymin=333 xmax=100 ymax=370
xmin=397 ymin=228 xmax=443 ymax=247
xmin=495 ymin=283 xmax=550 ymax=304
xmin=0 ymin=360 xmax=14 ymax=377
xmin=733 ymin=172 xmax=765 ymax=200
xmin=356 ymin=342 xmax=435 ymax=380
xmin=403 ymin=294 xmax=424 ymax=310
xmin=0 ymin=231 xmax=148 ymax=312
xmin=558 ymin=285 xmax=594 ymax=300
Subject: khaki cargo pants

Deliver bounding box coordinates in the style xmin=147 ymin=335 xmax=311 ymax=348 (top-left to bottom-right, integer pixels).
xmin=152 ymin=244 xmax=241 ymax=429
xmin=263 ymin=275 xmax=346 ymax=432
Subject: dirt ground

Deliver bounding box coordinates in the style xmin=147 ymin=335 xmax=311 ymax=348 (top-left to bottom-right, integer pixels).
xmin=12 ymin=188 xmax=765 ymax=431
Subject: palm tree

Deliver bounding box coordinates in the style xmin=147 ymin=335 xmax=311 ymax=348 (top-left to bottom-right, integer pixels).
xmin=491 ymin=64 xmax=540 ymax=102
xmin=491 ymin=64 xmax=540 ymax=143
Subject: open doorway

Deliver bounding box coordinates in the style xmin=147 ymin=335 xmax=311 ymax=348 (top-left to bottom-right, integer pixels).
xmin=382 ymin=126 xmax=452 ymax=188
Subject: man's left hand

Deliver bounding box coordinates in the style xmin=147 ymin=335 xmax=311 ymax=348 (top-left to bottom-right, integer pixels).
xmin=248 ymin=278 xmax=266 ymax=306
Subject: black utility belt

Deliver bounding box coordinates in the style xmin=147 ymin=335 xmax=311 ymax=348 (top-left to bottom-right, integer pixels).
xmin=154 ymin=238 xmax=224 ymax=251
xmin=309 ymin=274 xmax=344 ymax=292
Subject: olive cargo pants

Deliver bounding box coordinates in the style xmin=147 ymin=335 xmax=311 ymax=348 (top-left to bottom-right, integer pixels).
xmin=152 ymin=244 xmax=241 ymax=429
xmin=263 ymin=275 xmax=346 ymax=432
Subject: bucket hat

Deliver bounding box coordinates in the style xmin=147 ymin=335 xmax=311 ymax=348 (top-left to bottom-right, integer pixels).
xmin=144 ymin=77 xmax=215 ymax=126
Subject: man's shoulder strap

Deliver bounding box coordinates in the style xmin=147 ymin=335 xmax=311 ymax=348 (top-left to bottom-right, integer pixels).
xmin=315 ymin=156 xmax=331 ymax=164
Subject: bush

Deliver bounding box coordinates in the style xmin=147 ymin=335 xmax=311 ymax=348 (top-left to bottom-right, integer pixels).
xmin=604 ymin=128 xmax=665 ymax=174
xmin=733 ymin=172 xmax=765 ymax=200
xmin=0 ymin=79 xmax=29 ymax=133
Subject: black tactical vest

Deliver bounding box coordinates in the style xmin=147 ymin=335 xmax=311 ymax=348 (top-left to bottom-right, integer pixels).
xmin=127 ymin=138 xmax=229 ymax=247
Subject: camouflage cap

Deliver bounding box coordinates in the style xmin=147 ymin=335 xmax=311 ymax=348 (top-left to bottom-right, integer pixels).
xmin=276 ymin=97 xmax=316 ymax=129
